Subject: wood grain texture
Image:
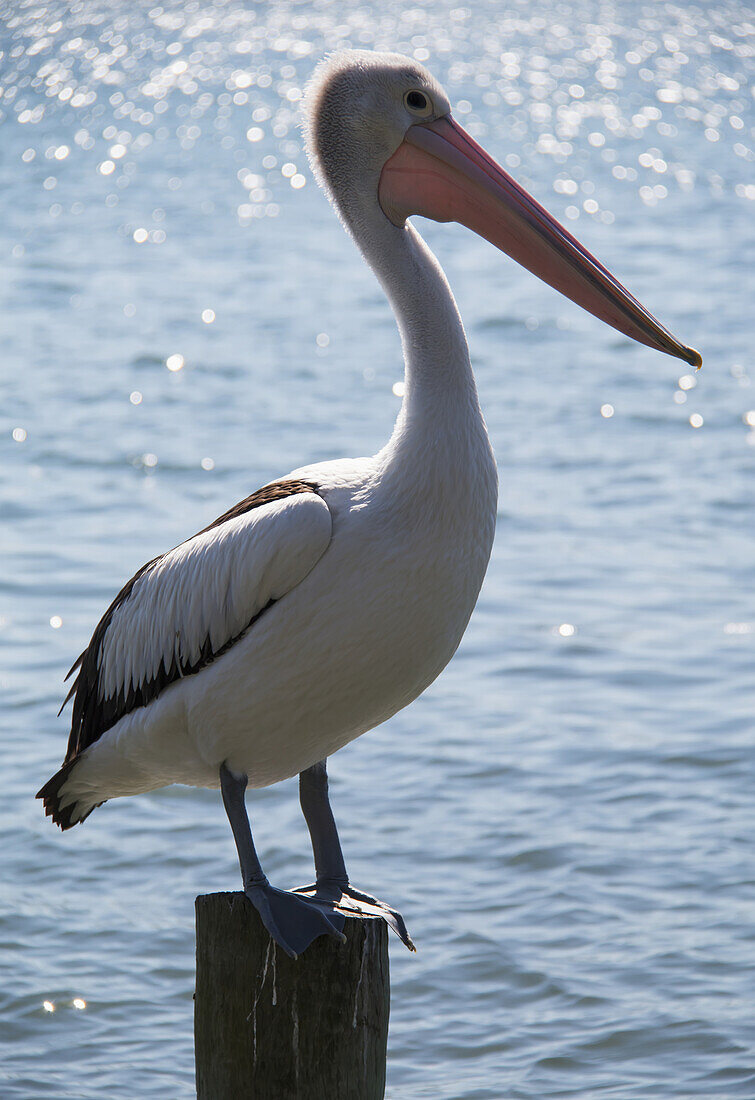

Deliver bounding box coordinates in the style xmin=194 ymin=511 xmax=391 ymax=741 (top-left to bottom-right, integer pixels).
xmin=195 ymin=892 xmax=389 ymax=1100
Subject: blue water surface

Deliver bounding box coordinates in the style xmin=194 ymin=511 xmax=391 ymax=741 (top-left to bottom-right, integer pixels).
xmin=1 ymin=1 xmax=754 ymax=1097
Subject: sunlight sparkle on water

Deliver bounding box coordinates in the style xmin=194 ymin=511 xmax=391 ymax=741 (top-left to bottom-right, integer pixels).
xmin=2 ymin=4 xmax=752 ymax=1097
xmin=724 ymin=622 xmax=753 ymax=635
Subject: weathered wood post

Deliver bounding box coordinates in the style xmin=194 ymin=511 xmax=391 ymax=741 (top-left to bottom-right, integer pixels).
xmin=195 ymin=892 xmax=389 ymax=1099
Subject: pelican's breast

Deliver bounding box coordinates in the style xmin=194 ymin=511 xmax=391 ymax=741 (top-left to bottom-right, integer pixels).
xmin=182 ymin=451 xmax=497 ymax=785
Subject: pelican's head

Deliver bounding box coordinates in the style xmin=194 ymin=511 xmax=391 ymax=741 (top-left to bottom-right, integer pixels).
xmin=303 ymin=51 xmax=449 ymax=212
xmin=304 ymin=51 xmax=701 ymax=368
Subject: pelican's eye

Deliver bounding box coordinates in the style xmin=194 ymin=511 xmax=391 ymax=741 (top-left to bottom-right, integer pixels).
xmin=403 ymin=89 xmax=433 ymax=118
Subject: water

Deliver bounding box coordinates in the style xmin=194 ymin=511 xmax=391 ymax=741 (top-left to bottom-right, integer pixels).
xmin=1 ymin=1 xmax=753 ymax=1096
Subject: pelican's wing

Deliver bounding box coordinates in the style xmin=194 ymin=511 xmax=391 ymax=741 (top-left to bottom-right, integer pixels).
xmin=62 ymin=480 xmax=331 ymax=760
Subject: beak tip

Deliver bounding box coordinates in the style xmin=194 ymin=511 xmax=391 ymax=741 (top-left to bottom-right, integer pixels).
xmin=686 ymin=346 xmax=703 ymax=371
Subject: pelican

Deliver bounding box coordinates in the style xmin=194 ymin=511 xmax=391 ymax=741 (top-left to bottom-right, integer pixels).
xmin=38 ymin=51 xmax=700 ymax=959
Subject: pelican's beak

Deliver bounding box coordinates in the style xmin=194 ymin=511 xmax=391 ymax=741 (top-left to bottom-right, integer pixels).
xmin=379 ymin=115 xmax=701 ymax=368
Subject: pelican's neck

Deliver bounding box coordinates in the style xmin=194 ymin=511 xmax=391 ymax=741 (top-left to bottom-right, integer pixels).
xmin=331 ymin=183 xmax=497 ymax=537
xmin=329 ymin=186 xmax=496 ymax=514
xmin=341 ymin=197 xmax=479 ymax=427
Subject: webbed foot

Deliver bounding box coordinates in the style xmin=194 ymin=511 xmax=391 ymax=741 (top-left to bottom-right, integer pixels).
xmin=293 ymin=881 xmax=415 ymax=952
xmin=245 ymin=882 xmax=346 ymax=960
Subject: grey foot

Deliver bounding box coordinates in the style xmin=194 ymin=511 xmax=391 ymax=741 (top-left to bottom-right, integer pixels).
xmin=293 ymin=882 xmax=416 ymax=952
xmin=244 ymin=882 xmax=346 ymax=959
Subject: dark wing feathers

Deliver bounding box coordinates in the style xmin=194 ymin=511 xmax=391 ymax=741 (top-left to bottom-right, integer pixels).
xmin=37 ymin=758 xmax=103 ymax=829
xmin=63 ymin=557 xmax=158 ymax=759
xmin=61 ymin=479 xmax=320 ymax=763
xmin=197 ymin=479 xmax=319 ymax=535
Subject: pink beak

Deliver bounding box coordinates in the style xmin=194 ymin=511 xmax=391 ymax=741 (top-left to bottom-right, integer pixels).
xmin=379 ymin=115 xmax=701 ymax=368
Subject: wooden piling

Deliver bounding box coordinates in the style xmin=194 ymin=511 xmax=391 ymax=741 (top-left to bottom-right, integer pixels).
xmin=194 ymin=892 xmax=389 ymax=1099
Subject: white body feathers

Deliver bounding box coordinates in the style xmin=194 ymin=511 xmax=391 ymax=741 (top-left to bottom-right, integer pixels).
xmin=52 ymin=52 xmax=499 ymax=824
xmin=61 ymin=420 xmax=496 ymax=820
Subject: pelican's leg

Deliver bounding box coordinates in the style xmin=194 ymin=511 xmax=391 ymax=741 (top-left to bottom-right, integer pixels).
xmin=294 ymin=760 xmax=416 ymax=951
xmin=220 ymin=762 xmax=345 ymax=960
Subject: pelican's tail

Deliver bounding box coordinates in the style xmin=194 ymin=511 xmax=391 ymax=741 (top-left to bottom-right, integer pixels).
xmin=36 ymin=758 xmax=104 ymax=830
